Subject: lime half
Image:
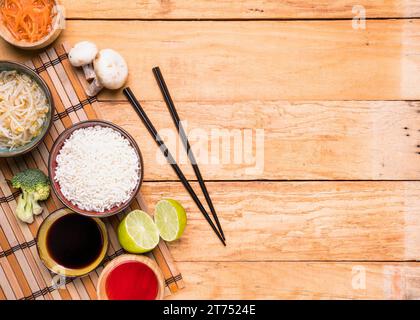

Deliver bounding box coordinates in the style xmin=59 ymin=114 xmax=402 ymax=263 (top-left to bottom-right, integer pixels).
xmin=155 ymin=199 xmax=187 ymax=242
xmin=118 ymin=210 xmax=160 ymax=253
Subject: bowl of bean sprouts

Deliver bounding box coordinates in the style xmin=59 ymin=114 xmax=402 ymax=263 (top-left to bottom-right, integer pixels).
xmin=0 ymin=61 xmax=54 ymax=157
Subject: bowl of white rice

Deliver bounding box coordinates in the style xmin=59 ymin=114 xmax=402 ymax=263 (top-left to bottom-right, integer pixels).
xmin=48 ymin=120 xmax=144 ymax=217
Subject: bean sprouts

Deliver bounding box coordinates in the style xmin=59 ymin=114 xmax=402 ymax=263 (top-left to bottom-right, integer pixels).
xmin=0 ymin=70 xmax=49 ymax=149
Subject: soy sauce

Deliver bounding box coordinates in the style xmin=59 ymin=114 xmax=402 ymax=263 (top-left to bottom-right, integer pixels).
xmin=46 ymin=213 xmax=103 ymax=269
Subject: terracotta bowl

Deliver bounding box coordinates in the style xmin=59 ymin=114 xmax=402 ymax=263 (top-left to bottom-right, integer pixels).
xmin=0 ymin=0 xmax=65 ymax=50
xmin=0 ymin=61 xmax=54 ymax=158
xmin=36 ymin=208 xmax=109 ymax=277
xmin=97 ymin=254 xmax=165 ymax=300
xmin=48 ymin=120 xmax=144 ymax=218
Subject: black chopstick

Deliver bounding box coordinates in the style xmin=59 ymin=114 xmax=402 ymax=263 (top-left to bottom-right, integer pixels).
xmin=123 ymin=87 xmax=226 ymax=246
xmin=152 ymin=66 xmax=225 ymax=241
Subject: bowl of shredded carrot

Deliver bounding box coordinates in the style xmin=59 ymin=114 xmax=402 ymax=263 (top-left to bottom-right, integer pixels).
xmin=0 ymin=0 xmax=65 ymax=50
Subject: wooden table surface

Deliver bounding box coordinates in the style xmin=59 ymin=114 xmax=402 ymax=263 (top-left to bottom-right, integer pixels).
xmin=1 ymin=1 xmax=420 ymax=299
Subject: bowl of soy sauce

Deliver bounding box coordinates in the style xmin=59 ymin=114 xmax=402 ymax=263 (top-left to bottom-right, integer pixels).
xmin=37 ymin=208 xmax=109 ymax=277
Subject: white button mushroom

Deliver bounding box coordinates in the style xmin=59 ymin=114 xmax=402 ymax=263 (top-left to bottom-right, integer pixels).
xmin=68 ymin=41 xmax=98 ymax=80
xmin=87 ymin=49 xmax=129 ymax=96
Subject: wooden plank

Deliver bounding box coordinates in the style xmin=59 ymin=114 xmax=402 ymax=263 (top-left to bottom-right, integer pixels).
xmin=170 ymin=262 xmax=420 ymax=299
xmin=139 ymin=181 xmax=420 ymax=261
xmin=1 ymin=20 xmax=420 ymax=101
xmin=98 ymin=100 xmax=420 ymax=180
xmin=62 ymin=1 xmax=420 ymax=19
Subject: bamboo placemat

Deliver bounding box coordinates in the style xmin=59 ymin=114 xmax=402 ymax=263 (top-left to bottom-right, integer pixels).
xmin=0 ymin=43 xmax=184 ymax=300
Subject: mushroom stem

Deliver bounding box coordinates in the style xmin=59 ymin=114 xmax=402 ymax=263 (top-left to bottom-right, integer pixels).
xmin=87 ymin=77 xmax=104 ymax=97
xmin=82 ymin=64 xmax=96 ymax=81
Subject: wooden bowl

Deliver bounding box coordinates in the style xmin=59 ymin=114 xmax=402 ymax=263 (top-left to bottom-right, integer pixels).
xmin=0 ymin=0 xmax=65 ymax=50
xmin=48 ymin=120 xmax=144 ymax=218
xmin=97 ymin=255 xmax=165 ymax=300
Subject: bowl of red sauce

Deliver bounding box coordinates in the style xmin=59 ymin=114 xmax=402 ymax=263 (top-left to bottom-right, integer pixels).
xmin=97 ymin=254 xmax=165 ymax=300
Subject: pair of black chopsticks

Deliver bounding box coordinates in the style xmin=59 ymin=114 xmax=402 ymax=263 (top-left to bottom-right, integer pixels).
xmin=123 ymin=67 xmax=226 ymax=246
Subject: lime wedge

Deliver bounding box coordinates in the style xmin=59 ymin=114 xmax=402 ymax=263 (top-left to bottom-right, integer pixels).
xmin=118 ymin=210 xmax=160 ymax=253
xmin=155 ymin=199 xmax=187 ymax=242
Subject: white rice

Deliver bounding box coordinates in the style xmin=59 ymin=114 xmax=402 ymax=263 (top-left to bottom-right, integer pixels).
xmin=54 ymin=126 xmax=140 ymax=212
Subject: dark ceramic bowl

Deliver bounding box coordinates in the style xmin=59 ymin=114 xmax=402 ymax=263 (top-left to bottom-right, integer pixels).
xmin=0 ymin=61 xmax=54 ymax=157
xmin=48 ymin=120 xmax=144 ymax=218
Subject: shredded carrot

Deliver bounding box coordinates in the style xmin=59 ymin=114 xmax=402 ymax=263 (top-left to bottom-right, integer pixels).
xmin=0 ymin=0 xmax=56 ymax=43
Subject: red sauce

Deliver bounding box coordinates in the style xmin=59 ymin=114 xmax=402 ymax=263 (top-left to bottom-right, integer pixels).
xmin=105 ymin=261 xmax=159 ymax=300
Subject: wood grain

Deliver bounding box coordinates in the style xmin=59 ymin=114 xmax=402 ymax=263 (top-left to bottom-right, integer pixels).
xmin=97 ymin=100 xmax=420 ymax=180
xmin=1 ymin=20 xmax=420 ymax=101
xmin=170 ymin=262 xmax=420 ymax=299
xmin=61 ymin=1 xmax=420 ymax=19
xmin=0 ymin=0 xmax=419 ymax=300
xmin=139 ymin=181 xmax=420 ymax=261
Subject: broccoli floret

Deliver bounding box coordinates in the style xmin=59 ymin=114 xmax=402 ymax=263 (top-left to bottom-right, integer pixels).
xmin=15 ymin=194 xmax=34 ymax=224
xmin=11 ymin=169 xmax=50 ymax=223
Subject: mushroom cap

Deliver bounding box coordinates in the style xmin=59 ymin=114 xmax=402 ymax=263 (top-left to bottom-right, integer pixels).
xmin=93 ymin=49 xmax=129 ymax=90
xmin=68 ymin=41 xmax=98 ymax=67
